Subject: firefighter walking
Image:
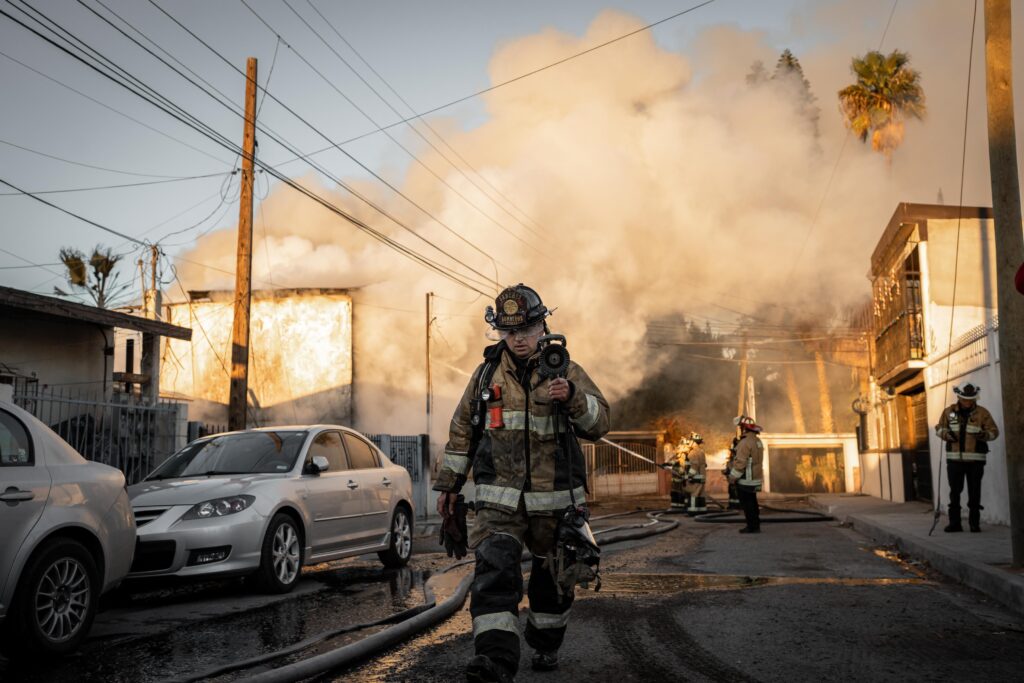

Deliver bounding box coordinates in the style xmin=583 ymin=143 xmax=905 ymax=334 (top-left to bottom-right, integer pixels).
xmin=728 ymin=417 xmax=764 ymax=533
xmin=434 ymin=284 xmax=610 ymax=683
xmin=934 ymin=383 xmax=999 ymax=533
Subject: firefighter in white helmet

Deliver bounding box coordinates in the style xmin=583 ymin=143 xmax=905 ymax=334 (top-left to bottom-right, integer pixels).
xmin=934 ymin=383 xmax=999 ymax=533
xmin=683 ymin=432 xmax=708 ymax=515
xmin=728 ymin=416 xmax=764 ymax=533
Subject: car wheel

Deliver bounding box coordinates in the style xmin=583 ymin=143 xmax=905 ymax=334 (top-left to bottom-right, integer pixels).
xmin=378 ymin=506 xmax=413 ymax=568
xmin=2 ymin=538 xmax=99 ymax=657
xmin=256 ymin=513 xmax=303 ymax=594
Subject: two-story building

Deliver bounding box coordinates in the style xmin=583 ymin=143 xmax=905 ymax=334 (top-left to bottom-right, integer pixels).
xmin=863 ymin=203 xmax=1009 ymax=524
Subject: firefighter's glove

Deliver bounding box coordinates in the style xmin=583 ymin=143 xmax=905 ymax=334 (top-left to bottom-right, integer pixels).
xmin=439 ymin=494 xmax=469 ymax=559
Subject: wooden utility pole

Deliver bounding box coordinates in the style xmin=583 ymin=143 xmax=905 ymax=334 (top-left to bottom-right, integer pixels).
xmin=736 ymin=337 xmax=748 ymax=418
xmin=228 ymin=57 xmax=258 ymax=432
xmin=985 ymin=0 xmax=1024 ymax=566
xmin=426 ymin=292 xmax=433 ymax=435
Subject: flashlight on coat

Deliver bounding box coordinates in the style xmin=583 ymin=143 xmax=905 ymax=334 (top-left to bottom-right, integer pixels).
xmin=483 ymin=384 xmax=504 ymax=429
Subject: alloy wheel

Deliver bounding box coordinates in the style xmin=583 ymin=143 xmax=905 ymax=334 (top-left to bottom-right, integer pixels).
xmin=272 ymin=522 xmax=300 ymax=584
xmin=393 ymin=510 xmax=412 ymax=559
xmin=34 ymin=557 xmax=91 ymax=643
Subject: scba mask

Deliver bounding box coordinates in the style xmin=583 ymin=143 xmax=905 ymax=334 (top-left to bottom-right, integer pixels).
xmin=551 ymin=505 xmax=601 ymax=596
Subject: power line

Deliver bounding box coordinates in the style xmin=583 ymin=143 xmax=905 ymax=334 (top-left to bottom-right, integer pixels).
xmin=0 ymin=135 xmax=208 ymax=179
xmin=0 ymin=171 xmax=230 ymax=195
xmin=284 ymin=0 xmax=718 ymax=156
xmin=0 ymin=175 xmax=146 ymax=245
xmin=2 ymin=2 xmax=496 ymax=296
xmin=0 ymin=46 xmax=233 ymax=166
xmin=89 ymin=0 xmax=501 ymax=292
xmin=293 ymin=0 xmax=548 ymax=246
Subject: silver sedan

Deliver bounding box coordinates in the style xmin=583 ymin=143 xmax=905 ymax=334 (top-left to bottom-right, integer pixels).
xmin=0 ymin=399 xmax=135 ymax=657
xmin=126 ymin=426 xmax=415 ymax=593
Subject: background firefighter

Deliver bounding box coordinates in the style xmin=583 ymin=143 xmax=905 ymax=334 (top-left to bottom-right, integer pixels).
xmin=434 ymin=284 xmax=610 ymax=683
xmin=668 ymin=436 xmax=692 ymax=511
xmin=684 ymin=432 xmax=708 ymax=515
xmin=729 ymin=416 xmax=764 ymax=533
xmin=934 ymin=383 xmax=1000 ymax=533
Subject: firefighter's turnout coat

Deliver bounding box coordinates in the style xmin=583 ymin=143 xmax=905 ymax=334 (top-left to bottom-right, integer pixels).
xmin=935 ymin=403 xmax=999 ymax=463
xmin=685 ymin=446 xmax=707 ymax=496
xmin=433 ymin=342 xmax=610 ymax=513
xmin=729 ymin=432 xmax=764 ymax=490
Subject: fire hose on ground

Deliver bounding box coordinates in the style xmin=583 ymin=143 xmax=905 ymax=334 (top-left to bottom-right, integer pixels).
xmin=599 ymin=438 xmax=834 ymax=524
xmin=175 ymin=512 xmax=679 ymax=683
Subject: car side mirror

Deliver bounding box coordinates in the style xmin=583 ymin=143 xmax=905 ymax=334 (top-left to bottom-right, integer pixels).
xmin=305 ymin=455 xmax=329 ymax=475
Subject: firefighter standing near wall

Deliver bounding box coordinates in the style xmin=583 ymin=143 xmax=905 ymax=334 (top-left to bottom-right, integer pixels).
xmin=724 ymin=426 xmax=742 ymax=511
xmin=684 ymin=432 xmax=708 ymax=515
xmin=934 ymin=383 xmax=1000 ymax=533
xmin=434 ymin=284 xmax=610 ymax=683
xmin=728 ymin=416 xmax=764 ymax=533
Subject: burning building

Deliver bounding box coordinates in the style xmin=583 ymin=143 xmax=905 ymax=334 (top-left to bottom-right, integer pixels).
xmin=160 ymin=288 xmax=352 ymax=428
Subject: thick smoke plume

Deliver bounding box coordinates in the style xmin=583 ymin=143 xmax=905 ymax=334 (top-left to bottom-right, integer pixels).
xmin=176 ymin=1 xmax=1009 ymax=445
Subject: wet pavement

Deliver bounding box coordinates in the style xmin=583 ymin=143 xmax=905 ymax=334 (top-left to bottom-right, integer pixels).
xmin=343 ymin=508 xmax=1024 ymax=682
xmin=5 ymin=506 xmax=1024 ymax=682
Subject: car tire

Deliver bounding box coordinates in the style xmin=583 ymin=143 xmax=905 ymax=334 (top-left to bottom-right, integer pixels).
xmin=255 ymin=513 xmax=303 ymax=594
xmin=1 ymin=538 xmax=99 ymax=657
xmin=378 ymin=506 xmax=413 ymax=568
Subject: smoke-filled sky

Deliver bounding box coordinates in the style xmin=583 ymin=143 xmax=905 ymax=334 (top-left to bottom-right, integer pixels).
xmin=2 ymin=0 xmax=1022 ymax=436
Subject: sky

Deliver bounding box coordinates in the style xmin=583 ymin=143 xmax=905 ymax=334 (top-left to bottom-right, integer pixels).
xmin=1 ymin=0 xmax=888 ymax=297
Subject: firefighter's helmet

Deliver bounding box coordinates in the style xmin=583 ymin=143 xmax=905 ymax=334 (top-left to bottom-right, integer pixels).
xmin=953 ymin=383 xmax=980 ymax=400
xmin=736 ymin=416 xmax=762 ymax=433
xmin=690 ymin=432 xmax=703 ymax=444
xmin=485 ymin=284 xmax=550 ymax=331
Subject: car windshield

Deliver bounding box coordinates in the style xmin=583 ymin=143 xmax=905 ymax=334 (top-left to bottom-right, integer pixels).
xmin=147 ymin=431 xmax=308 ymax=480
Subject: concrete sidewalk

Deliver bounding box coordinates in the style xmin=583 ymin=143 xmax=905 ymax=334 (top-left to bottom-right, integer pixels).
xmin=810 ymin=493 xmax=1024 ymax=616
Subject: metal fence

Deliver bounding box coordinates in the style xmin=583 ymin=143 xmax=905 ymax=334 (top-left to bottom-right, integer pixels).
xmin=13 ymin=389 xmax=184 ymax=484
xmin=368 ymin=433 xmax=430 ymax=520
xmin=582 ymin=441 xmax=662 ymax=500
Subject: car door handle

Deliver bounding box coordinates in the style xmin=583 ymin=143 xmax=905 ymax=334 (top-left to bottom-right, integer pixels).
xmin=1 ymin=488 xmax=34 ymax=502
xmin=382 ymin=477 xmax=391 ymax=487
xmin=347 ymin=480 xmax=359 ymax=489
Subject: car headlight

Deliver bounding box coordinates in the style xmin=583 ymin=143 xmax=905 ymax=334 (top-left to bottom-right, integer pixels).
xmin=182 ymin=495 xmax=256 ymax=520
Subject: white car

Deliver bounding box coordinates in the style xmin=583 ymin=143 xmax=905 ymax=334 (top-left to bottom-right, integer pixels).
xmin=127 ymin=426 xmax=415 ymax=593
xmin=0 ymin=399 xmax=135 ymax=657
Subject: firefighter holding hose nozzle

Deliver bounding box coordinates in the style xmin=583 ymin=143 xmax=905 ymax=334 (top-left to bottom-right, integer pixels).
xmin=729 ymin=416 xmax=765 ymax=533
xmin=684 ymin=432 xmax=708 ymax=515
xmin=434 ymin=284 xmax=610 ymax=683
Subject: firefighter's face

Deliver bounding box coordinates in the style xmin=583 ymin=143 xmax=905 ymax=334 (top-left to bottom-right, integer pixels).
xmin=501 ymin=321 xmax=544 ymax=359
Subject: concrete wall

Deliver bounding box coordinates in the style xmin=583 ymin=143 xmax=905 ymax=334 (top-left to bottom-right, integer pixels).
xmin=0 ymin=314 xmax=111 ymax=394
xmin=859 ymin=450 xmax=907 ymax=503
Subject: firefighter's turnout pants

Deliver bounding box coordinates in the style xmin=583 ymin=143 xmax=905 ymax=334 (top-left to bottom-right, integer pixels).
xmin=469 ymin=497 xmax=572 ymax=675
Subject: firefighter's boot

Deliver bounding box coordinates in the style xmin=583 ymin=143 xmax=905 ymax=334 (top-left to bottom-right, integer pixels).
xmin=969 ymin=506 xmax=982 ymax=533
xmin=466 ymin=655 xmax=514 ymax=683
xmin=944 ymin=506 xmax=963 ymax=533
xmin=531 ymin=650 xmax=559 ymax=672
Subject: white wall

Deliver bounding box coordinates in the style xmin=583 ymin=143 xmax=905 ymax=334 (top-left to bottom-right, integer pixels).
xmin=0 ymin=317 xmax=110 ymax=394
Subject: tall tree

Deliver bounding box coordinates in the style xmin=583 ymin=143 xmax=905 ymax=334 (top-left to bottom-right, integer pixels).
xmin=746 ymin=49 xmax=821 ymax=138
xmin=838 ymin=49 xmax=926 ymax=164
xmin=54 ymin=245 xmax=131 ymax=309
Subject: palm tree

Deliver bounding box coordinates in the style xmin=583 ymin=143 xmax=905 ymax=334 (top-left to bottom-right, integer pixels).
xmin=838 ymin=50 xmax=925 ymax=164
xmin=54 ymin=245 xmax=131 ymax=309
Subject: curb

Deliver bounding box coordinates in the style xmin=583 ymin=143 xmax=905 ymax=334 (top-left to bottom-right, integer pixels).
xmin=812 ymin=500 xmax=1024 ymax=617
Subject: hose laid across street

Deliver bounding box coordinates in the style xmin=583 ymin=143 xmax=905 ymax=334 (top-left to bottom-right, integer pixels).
xmin=232 ymin=511 xmax=678 ymax=683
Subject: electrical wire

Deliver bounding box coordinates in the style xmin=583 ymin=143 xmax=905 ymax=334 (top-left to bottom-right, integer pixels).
xmin=91 ymin=0 xmax=501 ymax=293
xmin=0 ymin=135 xmax=209 ymax=178
xmin=1 ymin=2 xmax=496 ymax=297
xmin=931 ymin=0 xmax=977 ymax=537
xmin=282 ymin=0 xmax=718 ymax=156
xmin=0 ymin=46 xmax=232 ymax=166
xmin=0 ymin=172 xmax=230 ymax=195
xmin=290 ymin=0 xmax=546 ymax=248
xmin=241 ymin=0 xmax=519 ymax=275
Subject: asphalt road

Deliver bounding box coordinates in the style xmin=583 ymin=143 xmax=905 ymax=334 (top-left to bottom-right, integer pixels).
xmin=343 ymin=510 xmax=1024 ymax=682
xmin=4 ymin=508 xmax=1023 ymax=682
